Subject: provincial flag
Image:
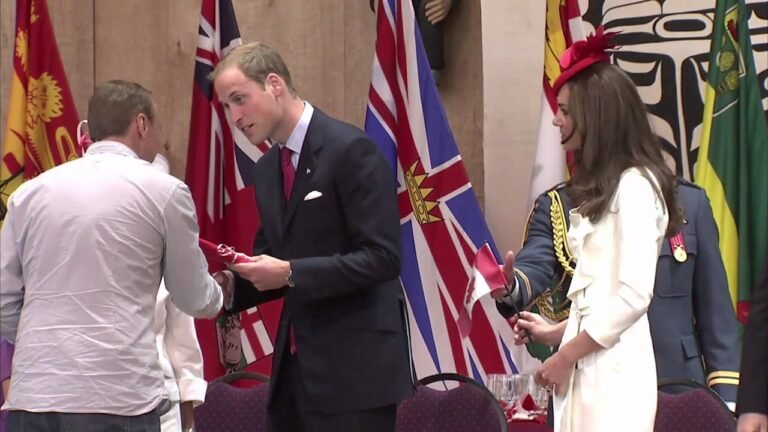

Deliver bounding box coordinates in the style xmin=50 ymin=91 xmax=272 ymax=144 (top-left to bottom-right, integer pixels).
xmin=365 ymin=0 xmax=526 ymax=381
xmin=694 ymin=0 xmax=768 ymax=324
xmin=1 ymin=0 xmax=81 ymax=223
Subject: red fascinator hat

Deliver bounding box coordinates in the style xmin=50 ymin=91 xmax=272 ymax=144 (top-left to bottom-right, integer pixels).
xmin=552 ymin=26 xmax=618 ymax=95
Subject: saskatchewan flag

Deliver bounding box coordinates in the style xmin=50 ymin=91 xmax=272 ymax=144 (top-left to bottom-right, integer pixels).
xmin=695 ymin=0 xmax=768 ymax=324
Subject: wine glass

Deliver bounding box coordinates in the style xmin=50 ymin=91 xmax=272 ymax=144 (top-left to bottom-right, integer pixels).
xmin=516 ymin=373 xmax=550 ymax=417
xmin=487 ymin=373 xmax=520 ymax=420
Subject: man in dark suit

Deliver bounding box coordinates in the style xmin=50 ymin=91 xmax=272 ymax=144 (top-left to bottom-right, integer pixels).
xmin=493 ymin=180 xmax=741 ymax=405
xmin=210 ymin=42 xmax=413 ymax=432
xmin=737 ymin=258 xmax=768 ymax=432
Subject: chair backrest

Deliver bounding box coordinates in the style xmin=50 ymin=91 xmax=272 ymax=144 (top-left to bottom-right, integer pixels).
xmin=396 ymin=372 xmax=507 ymax=432
xmin=212 ymin=371 xmax=270 ymax=386
xmin=654 ymin=379 xmax=736 ymax=432
xmin=194 ymin=372 xmax=270 ymax=432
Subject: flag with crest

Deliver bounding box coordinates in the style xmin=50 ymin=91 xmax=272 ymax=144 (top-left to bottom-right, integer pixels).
xmin=1 ymin=0 xmax=81 ymax=223
xmin=364 ymin=0 xmax=525 ymax=381
xmin=695 ymin=0 xmax=768 ymax=324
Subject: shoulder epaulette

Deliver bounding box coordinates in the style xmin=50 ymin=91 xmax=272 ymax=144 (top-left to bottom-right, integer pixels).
xmin=521 ymin=182 xmax=569 ymax=247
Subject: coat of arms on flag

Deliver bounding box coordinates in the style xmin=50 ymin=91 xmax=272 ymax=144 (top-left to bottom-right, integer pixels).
xmin=364 ymin=0 xmax=534 ymax=382
xmin=1 ymin=0 xmax=81 ymax=222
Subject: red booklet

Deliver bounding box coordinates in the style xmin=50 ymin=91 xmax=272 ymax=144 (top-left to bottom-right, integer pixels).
xmin=198 ymin=238 xmax=251 ymax=265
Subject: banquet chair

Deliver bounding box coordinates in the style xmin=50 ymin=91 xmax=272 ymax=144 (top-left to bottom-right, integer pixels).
xmin=194 ymin=371 xmax=270 ymax=432
xmin=396 ymin=372 xmax=507 ymax=432
xmin=654 ymin=378 xmax=736 ymax=432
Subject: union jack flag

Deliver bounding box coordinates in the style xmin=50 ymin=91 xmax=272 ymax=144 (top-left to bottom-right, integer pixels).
xmin=364 ymin=0 xmax=524 ymax=382
xmin=186 ymin=0 xmax=279 ymax=380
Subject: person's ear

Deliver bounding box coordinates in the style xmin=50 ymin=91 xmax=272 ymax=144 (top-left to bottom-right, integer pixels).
xmin=265 ymin=73 xmax=283 ymax=96
xmin=137 ymin=114 xmax=150 ymax=138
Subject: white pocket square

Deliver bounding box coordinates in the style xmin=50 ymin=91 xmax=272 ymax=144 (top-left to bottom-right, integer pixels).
xmin=303 ymin=190 xmax=323 ymax=201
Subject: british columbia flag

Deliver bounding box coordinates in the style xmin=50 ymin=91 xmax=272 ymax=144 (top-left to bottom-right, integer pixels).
xmin=186 ymin=0 xmax=279 ymax=380
xmin=364 ymin=0 xmax=525 ymax=382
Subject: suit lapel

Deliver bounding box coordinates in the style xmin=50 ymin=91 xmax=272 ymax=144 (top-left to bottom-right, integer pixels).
xmin=282 ymin=110 xmax=326 ymax=232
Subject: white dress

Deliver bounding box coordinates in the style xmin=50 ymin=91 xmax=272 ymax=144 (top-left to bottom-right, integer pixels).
xmin=553 ymin=168 xmax=668 ymax=432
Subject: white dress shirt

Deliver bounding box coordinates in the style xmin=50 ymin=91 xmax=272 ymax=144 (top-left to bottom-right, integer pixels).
xmin=0 ymin=141 xmax=222 ymax=415
xmin=279 ymin=101 xmax=313 ymax=167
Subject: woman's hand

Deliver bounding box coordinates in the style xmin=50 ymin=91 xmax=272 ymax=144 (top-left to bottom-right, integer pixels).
xmin=534 ymin=351 xmax=574 ymax=397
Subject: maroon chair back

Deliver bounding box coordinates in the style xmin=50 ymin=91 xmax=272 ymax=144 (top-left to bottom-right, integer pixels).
xmin=194 ymin=371 xmax=270 ymax=432
xmin=396 ymin=373 xmax=507 ymax=432
xmin=654 ymin=379 xmax=736 ymax=432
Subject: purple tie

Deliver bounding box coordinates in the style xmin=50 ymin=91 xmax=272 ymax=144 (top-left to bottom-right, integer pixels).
xmin=280 ymin=146 xmax=298 ymax=354
xmin=281 ymin=146 xmax=295 ymax=201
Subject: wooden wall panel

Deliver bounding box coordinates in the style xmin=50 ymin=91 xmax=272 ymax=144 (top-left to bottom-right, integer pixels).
xmin=0 ymin=0 xmax=94 ymax=154
xmin=439 ymin=0 xmax=484 ymax=205
xmin=93 ymin=0 xmax=201 ymax=178
xmin=1 ymin=1 xmax=16 ymax=145
xmin=342 ymin=1 xmax=377 ymax=126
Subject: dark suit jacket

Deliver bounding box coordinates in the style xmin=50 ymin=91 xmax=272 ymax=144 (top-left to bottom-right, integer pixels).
xmin=229 ymin=109 xmax=413 ymax=414
xmin=497 ymin=181 xmax=741 ymax=401
xmin=737 ymin=258 xmax=768 ymax=415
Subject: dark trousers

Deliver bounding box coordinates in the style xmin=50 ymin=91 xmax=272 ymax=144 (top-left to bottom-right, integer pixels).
xmin=267 ymin=353 xmax=397 ymax=432
xmin=6 ymin=408 xmax=160 ymax=432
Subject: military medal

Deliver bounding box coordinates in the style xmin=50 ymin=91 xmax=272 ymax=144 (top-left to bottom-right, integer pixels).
xmin=669 ymin=232 xmax=687 ymax=262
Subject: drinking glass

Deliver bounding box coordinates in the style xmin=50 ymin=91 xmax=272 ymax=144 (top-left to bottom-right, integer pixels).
xmin=516 ymin=373 xmax=550 ymax=417
xmin=490 ymin=373 xmax=522 ymax=422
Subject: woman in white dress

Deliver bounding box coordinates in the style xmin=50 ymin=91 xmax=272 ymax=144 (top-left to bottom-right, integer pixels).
xmin=532 ymin=28 xmax=683 ymax=432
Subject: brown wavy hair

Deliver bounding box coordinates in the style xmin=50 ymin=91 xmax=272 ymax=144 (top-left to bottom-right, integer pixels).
xmin=564 ymin=62 xmax=682 ymax=236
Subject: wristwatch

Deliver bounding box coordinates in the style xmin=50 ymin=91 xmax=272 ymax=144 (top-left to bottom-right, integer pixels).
xmin=286 ymin=266 xmax=295 ymax=288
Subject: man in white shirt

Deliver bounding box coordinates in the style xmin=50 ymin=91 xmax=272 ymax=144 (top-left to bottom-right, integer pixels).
xmin=152 ymin=155 xmax=206 ymax=432
xmin=0 ymin=80 xmax=223 ymax=432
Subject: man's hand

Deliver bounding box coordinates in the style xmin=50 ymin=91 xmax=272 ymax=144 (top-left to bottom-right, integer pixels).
xmin=424 ymin=0 xmax=453 ymax=24
xmin=738 ymin=413 xmax=768 ymax=432
xmin=213 ymin=271 xmax=233 ymax=307
xmin=491 ymin=251 xmax=516 ymax=300
xmin=180 ymin=401 xmax=195 ymax=430
xmin=229 ymin=255 xmax=290 ymax=291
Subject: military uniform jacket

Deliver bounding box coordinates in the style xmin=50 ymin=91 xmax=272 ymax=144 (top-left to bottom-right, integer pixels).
xmin=497 ymin=180 xmax=741 ymax=402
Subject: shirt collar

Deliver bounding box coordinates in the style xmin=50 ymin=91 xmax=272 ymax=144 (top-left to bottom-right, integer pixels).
xmin=85 ymin=140 xmax=141 ymax=159
xmin=278 ymin=102 xmax=314 ymax=154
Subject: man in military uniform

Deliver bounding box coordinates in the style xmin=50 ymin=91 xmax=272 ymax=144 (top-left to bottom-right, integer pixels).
xmin=495 ymin=180 xmax=741 ymax=406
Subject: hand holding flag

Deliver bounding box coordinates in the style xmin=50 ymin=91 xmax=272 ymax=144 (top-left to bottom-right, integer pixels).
xmin=199 ymin=238 xmax=252 ymax=265
xmin=458 ymin=243 xmax=510 ymax=337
